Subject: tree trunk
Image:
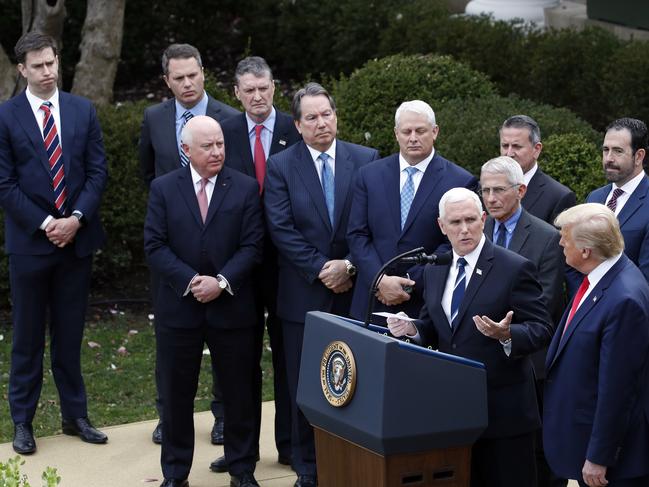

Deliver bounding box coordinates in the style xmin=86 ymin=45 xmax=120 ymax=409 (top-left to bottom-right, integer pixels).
xmin=0 ymin=47 xmax=17 ymax=102
xmin=72 ymin=0 xmax=126 ymax=105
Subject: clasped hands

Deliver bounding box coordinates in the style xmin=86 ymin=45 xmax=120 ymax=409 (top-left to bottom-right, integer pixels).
xmin=190 ymin=275 xmax=222 ymax=303
xmin=319 ymin=260 xmax=352 ymax=294
xmin=45 ymin=216 xmax=81 ymax=248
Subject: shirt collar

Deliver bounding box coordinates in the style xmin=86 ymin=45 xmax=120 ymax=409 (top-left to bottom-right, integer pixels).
xmin=25 ymin=87 xmax=59 ymax=112
xmin=175 ymin=91 xmax=208 ymax=120
xmin=246 ymin=106 xmax=276 ymax=134
xmin=398 ymin=148 xmax=435 ymax=173
xmin=452 ymin=234 xmax=486 ymax=270
xmin=523 ymin=163 xmax=538 ymax=186
xmin=613 ymin=169 xmax=645 ymax=195
xmin=189 ymin=164 xmax=217 ymax=186
xmin=306 ymin=139 xmax=337 ymax=163
xmin=587 ymin=253 xmax=623 ymax=289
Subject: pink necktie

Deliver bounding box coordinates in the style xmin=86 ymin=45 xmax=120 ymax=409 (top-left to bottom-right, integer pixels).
xmin=197 ymin=178 xmax=208 ymax=223
xmin=254 ymin=125 xmax=266 ymax=194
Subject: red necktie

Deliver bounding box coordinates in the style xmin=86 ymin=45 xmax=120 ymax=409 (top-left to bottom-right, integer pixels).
xmin=41 ymin=102 xmax=67 ymax=214
xmin=254 ymin=125 xmax=266 ymax=194
xmin=197 ymin=178 xmax=208 ymax=223
xmin=563 ymin=275 xmax=590 ymax=335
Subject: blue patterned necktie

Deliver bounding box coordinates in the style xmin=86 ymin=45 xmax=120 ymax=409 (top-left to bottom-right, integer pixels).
xmin=450 ymin=257 xmax=467 ymax=328
xmin=319 ymin=153 xmax=334 ymax=225
xmin=179 ymin=110 xmax=194 ymax=167
xmin=496 ymin=223 xmax=507 ymax=248
xmin=400 ymin=166 xmax=418 ymax=229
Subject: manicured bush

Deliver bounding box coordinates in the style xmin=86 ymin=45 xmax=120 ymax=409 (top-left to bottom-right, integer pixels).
xmin=332 ymin=54 xmax=497 ymax=156
xmin=540 ymin=133 xmax=604 ymax=203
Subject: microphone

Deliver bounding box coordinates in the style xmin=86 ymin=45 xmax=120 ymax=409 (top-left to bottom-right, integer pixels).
xmin=400 ymin=252 xmax=452 ymax=265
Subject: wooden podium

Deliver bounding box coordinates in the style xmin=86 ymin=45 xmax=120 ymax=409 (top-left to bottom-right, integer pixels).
xmin=297 ymin=312 xmax=487 ymax=487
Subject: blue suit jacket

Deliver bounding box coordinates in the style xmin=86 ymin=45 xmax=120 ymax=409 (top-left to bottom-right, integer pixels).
xmin=221 ymin=109 xmax=301 ymax=180
xmin=139 ymin=95 xmax=240 ymax=186
xmin=587 ymin=176 xmax=649 ymax=282
xmin=347 ymin=152 xmax=478 ymax=319
xmin=144 ymin=165 xmax=263 ymax=329
xmin=543 ymin=255 xmax=649 ymax=480
xmin=264 ymin=139 xmax=379 ymax=323
xmin=0 ymin=90 xmax=107 ymax=257
xmin=415 ymin=240 xmax=553 ymax=438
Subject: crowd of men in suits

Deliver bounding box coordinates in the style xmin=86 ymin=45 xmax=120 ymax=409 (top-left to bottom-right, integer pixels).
xmin=1 ymin=32 xmax=648 ymax=487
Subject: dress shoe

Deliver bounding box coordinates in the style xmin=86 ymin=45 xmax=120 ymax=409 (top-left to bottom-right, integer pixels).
xmin=211 ymin=417 xmax=224 ymax=445
xmin=210 ymin=453 xmax=261 ymax=473
xmin=159 ymin=479 xmax=188 ymax=487
xmin=230 ymin=472 xmax=259 ymax=487
xmin=13 ymin=423 xmax=36 ymax=454
xmin=152 ymin=421 xmax=162 ymax=444
xmin=61 ymin=417 xmax=108 ymax=444
xmin=294 ymin=474 xmax=317 ymax=487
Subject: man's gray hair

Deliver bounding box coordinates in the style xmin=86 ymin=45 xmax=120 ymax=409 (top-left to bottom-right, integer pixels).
xmin=481 ymin=156 xmax=524 ymax=185
xmin=439 ymin=187 xmax=483 ymax=220
xmin=501 ymin=115 xmax=541 ymax=145
xmin=395 ymin=100 xmax=436 ymax=128
xmin=291 ymin=82 xmax=336 ymax=121
xmin=234 ymin=56 xmax=273 ymax=85
xmin=554 ymin=203 xmax=624 ymax=259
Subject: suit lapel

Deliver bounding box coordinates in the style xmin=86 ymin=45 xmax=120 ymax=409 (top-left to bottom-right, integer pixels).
xmin=163 ymin=100 xmax=181 ymax=167
xmin=484 ymin=217 xmax=495 ymax=242
xmin=270 ymin=110 xmax=293 ymax=154
xmin=177 ymin=167 xmax=204 ymax=228
xmin=590 ymin=185 xmax=609 ymax=205
xmin=204 ymin=169 xmax=232 ymax=227
xmin=233 ymin=115 xmax=255 ymax=177
xmin=332 ymin=142 xmax=353 ymax=235
xmin=295 ymin=143 xmax=331 ymax=231
xmin=617 ymin=177 xmax=649 ymax=228
xmin=508 ymin=211 xmax=531 ymax=254
xmin=13 ymin=92 xmax=51 ymax=175
xmin=522 ymin=170 xmax=545 ymax=211
xmin=59 ymin=92 xmax=75 ymax=183
xmin=453 ymin=242 xmax=494 ymax=334
xmin=381 ymin=155 xmax=402 ymax=236
xmin=402 ymin=154 xmax=444 ymax=234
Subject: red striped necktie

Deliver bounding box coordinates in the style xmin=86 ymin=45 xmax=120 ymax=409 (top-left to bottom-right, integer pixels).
xmin=41 ymin=101 xmax=67 ymax=215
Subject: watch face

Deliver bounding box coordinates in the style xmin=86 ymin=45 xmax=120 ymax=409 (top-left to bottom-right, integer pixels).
xmin=218 ymin=279 xmax=227 ymax=289
xmin=347 ymin=265 xmax=356 ymax=276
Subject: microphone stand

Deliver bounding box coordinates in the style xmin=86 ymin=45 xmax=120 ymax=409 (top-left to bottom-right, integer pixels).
xmin=362 ymin=247 xmax=425 ymax=328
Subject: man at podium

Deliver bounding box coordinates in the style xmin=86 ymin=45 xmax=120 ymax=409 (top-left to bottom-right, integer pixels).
xmin=387 ymin=187 xmax=552 ymax=487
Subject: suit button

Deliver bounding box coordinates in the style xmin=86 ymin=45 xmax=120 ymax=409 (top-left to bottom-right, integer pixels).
xmin=452 ymin=344 xmax=457 ymax=350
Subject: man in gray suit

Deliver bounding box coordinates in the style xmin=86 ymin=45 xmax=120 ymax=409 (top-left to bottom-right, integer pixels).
xmin=480 ymin=155 xmax=566 ymax=487
xmin=139 ymin=43 xmax=240 ymax=445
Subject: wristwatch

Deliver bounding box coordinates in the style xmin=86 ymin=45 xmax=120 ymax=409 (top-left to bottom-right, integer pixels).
xmin=71 ymin=210 xmax=84 ymax=225
xmin=216 ymin=276 xmax=228 ymax=290
xmin=344 ymin=259 xmax=357 ymax=276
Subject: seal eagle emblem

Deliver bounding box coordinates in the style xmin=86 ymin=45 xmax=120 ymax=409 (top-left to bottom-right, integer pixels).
xmin=320 ymin=341 xmax=357 ymax=407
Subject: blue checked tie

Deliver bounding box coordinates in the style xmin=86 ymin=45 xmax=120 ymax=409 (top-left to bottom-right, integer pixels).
xmin=450 ymin=257 xmax=467 ymax=327
xmin=179 ymin=110 xmax=194 ymax=167
xmin=496 ymin=223 xmax=507 ymax=248
xmin=400 ymin=166 xmax=418 ymax=229
xmin=319 ymin=153 xmax=334 ymax=225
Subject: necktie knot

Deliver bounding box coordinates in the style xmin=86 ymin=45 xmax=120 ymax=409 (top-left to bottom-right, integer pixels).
xmin=181 ymin=110 xmax=193 ymax=124
xmin=41 ymin=101 xmax=52 ymax=114
xmin=404 ymin=166 xmax=418 ymax=177
xmin=457 ymin=257 xmax=467 ymax=269
xmin=255 ymin=124 xmax=264 ymax=137
xmin=607 ymin=187 xmax=624 ymax=212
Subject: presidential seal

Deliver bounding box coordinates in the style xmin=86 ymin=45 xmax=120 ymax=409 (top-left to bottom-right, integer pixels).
xmin=320 ymin=341 xmax=357 ymax=407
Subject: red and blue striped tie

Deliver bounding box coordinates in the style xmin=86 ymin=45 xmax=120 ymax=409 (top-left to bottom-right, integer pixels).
xmin=41 ymin=101 xmax=67 ymax=215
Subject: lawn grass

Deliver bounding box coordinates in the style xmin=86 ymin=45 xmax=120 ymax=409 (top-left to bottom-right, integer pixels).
xmin=0 ymin=303 xmax=275 ymax=444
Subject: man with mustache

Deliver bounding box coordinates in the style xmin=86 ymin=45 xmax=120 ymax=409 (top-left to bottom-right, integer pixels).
xmin=586 ymin=118 xmax=649 ymax=283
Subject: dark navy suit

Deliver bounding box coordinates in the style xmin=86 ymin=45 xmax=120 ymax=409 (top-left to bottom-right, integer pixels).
xmin=264 ymin=139 xmax=379 ymax=476
xmin=544 ymin=255 xmax=649 ymax=484
xmin=221 ymin=109 xmax=301 ymax=459
xmin=523 ymin=169 xmax=576 ymax=225
xmin=144 ymin=165 xmax=263 ymax=479
xmin=587 ymin=176 xmax=649 ymax=283
xmin=414 ymin=239 xmax=553 ymax=486
xmin=347 ymin=152 xmax=477 ymax=320
xmin=0 ymin=90 xmax=107 ymax=424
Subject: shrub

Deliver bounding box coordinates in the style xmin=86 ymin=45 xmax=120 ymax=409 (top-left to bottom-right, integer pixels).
xmin=332 ymin=54 xmax=496 ymax=156
xmin=540 ymin=133 xmax=604 ymax=203
xmin=0 ymin=455 xmax=61 ymax=486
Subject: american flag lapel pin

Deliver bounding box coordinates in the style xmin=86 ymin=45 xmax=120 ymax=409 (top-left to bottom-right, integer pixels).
xmin=476 ymin=268 xmax=482 ymax=276
xmin=279 ymin=139 xmax=287 ymax=146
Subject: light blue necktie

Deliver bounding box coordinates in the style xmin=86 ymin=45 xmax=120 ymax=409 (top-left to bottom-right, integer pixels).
xmin=179 ymin=110 xmax=194 ymax=167
xmin=450 ymin=257 xmax=467 ymax=328
xmin=400 ymin=166 xmax=418 ymax=229
xmin=319 ymin=153 xmax=334 ymax=225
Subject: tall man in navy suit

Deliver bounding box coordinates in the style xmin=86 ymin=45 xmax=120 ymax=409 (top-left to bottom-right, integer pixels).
xmin=264 ymin=82 xmax=379 ymax=487
xmin=544 ymin=203 xmax=649 ymax=487
xmin=0 ymin=32 xmax=108 ymax=454
xmin=586 ymin=118 xmax=649 ymax=283
xmin=139 ymin=43 xmax=240 ymax=444
xmin=480 ymin=156 xmax=566 ymax=487
xmin=388 ymin=188 xmax=553 ymax=487
xmin=213 ymin=56 xmax=301 ymax=473
xmin=500 ymin=115 xmax=576 ymax=224
xmin=348 ymin=100 xmax=477 ymax=320
xmin=144 ymin=116 xmax=264 ymax=487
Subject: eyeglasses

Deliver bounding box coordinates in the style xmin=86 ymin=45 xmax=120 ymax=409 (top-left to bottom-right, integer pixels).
xmin=478 ymin=184 xmax=519 ymax=197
